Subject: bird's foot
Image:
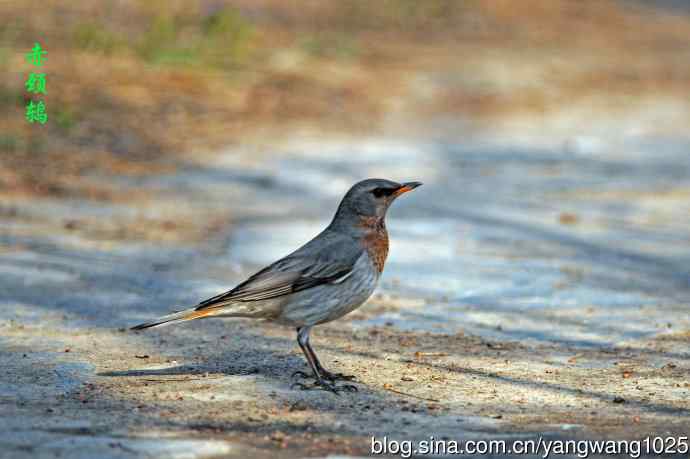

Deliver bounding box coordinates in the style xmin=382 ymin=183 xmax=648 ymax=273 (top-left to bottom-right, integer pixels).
xmin=320 ymin=370 xmax=356 ymax=382
xmin=292 ymin=369 xmax=356 ymax=382
xmin=291 ymin=379 xmax=358 ymax=394
xmin=291 ymin=370 xmax=312 ymax=379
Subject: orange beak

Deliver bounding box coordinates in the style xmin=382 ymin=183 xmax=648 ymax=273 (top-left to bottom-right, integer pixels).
xmin=392 ymin=181 xmax=423 ymax=197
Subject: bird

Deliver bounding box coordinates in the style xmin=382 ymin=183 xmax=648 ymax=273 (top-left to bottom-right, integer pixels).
xmin=132 ymin=178 xmax=422 ymax=393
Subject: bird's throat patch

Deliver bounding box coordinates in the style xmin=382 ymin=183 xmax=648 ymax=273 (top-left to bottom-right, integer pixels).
xmin=359 ymin=216 xmax=389 ymax=273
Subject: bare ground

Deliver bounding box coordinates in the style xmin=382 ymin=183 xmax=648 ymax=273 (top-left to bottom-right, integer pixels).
xmin=2 ymin=3 xmax=690 ymax=456
xmin=2 ymin=130 xmax=689 ymax=458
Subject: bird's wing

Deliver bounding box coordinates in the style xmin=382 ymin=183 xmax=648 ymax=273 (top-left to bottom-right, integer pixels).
xmin=194 ymin=245 xmax=361 ymax=311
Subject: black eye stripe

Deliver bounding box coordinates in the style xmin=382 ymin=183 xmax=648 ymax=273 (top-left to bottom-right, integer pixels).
xmin=371 ymin=187 xmax=395 ymax=198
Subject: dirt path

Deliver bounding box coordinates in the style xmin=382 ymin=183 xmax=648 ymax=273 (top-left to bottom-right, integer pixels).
xmin=2 ymin=126 xmax=690 ymax=458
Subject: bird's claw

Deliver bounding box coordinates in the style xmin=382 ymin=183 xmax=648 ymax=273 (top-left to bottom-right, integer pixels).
xmin=290 ymin=381 xmax=312 ymax=391
xmin=291 ymin=370 xmax=311 ymax=379
xmin=338 ymin=383 xmax=358 ymax=393
xmin=290 ymin=380 xmax=358 ymax=394
xmin=292 ymin=369 xmax=356 ymax=382
xmin=321 ymin=371 xmax=356 ymax=382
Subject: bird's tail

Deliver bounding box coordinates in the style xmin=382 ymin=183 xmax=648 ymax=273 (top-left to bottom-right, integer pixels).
xmin=130 ymin=307 xmax=217 ymax=331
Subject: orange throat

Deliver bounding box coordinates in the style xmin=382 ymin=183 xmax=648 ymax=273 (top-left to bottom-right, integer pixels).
xmin=359 ymin=216 xmax=389 ymax=273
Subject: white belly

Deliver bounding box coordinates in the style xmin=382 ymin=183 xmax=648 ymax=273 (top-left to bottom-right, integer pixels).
xmin=276 ymin=252 xmax=380 ymax=327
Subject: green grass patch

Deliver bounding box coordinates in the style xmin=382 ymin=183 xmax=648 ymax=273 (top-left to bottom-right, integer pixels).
xmin=136 ymin=14 xmax=189 ymax=64
xmin=72 ymin=23 xmax=125 ymax=54
xmin=199 ymin=8 xmax=255 ymax=68
xmin=338 ymin=0 xmax=474 ymax=31
xmin=53 ymin=105 xmax=79 ymax=132
xmin=136 ymin=8 xmax=255 ymax=69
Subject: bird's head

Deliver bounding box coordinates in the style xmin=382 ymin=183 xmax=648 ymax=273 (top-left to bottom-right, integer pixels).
xmin=331 ymin=178 xmax=422 ymax=227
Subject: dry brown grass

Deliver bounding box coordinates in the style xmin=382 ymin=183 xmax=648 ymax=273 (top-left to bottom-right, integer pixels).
xmin=1 ymin=0 xmax=689 ymax=198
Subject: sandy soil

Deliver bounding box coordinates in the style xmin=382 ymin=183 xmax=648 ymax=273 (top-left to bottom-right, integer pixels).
xmin=3 ymin=2 xmax=690 ymax=457
xmin=2 ymin=123 xmax=689 ymax=458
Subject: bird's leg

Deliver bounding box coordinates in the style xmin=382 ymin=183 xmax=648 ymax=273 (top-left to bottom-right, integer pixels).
xmin=308 ymin=340 xmax=356 ymax=382
xmin=291 ymin=327 xmax=320 ymax=381
xmin=292 ymin=326 xmax=334 ymax=392
xmin=291 ymin=327 xmax=357 ymax=393
xmin=291 ymin=329 xmax=357 ymax=382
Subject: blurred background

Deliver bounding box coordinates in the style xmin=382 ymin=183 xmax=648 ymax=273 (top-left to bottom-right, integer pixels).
xmin=2 ymin=0 xmax=690 ymax=348
xmin=2 ymin=1 xmax=690 ymax=456
xmin=2 ymin=0 xmax=690 ymax=347
xmin=2 ymin=0 xmax=689 ymax=197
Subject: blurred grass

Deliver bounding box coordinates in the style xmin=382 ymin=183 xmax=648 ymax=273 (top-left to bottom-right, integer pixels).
xmin=72 ymin=23 xmax=124 ymax=55
xmin=199 ymin=8 xmax=255 ymax=67
xmin=1 ymin=0 xmax=690 ymax=199
xmin=299 ymin=32 xmax=359 ymax=59
xmin=53 ymin=105 xmax=79 ymax=133
xmin=137 ymin=14 xmax=197 ymax=65
xmin=72 ymin=8 xmax=256 ymax=67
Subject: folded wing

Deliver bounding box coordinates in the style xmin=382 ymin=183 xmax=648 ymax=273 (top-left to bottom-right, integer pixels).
xmin=194 ymin=252 xmax=358 ymax=312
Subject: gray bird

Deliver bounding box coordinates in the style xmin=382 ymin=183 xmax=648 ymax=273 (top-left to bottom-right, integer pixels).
xmin=132 ymin=178 xmax=422 ymax=393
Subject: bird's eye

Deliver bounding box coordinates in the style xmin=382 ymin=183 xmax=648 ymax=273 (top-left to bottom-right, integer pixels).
xmin=371 ymin=187 xmax=389 ymax=198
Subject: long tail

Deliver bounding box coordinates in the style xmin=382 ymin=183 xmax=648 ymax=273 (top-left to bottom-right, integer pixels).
xmin=131 ymin=307 xmax=217 ymax=330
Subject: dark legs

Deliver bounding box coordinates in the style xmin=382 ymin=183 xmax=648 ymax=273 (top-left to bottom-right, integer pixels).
xmin=294 ymin=326 xmax=323 ymax=382
xmin=292 ymin=326 xmax=357 ymax=393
